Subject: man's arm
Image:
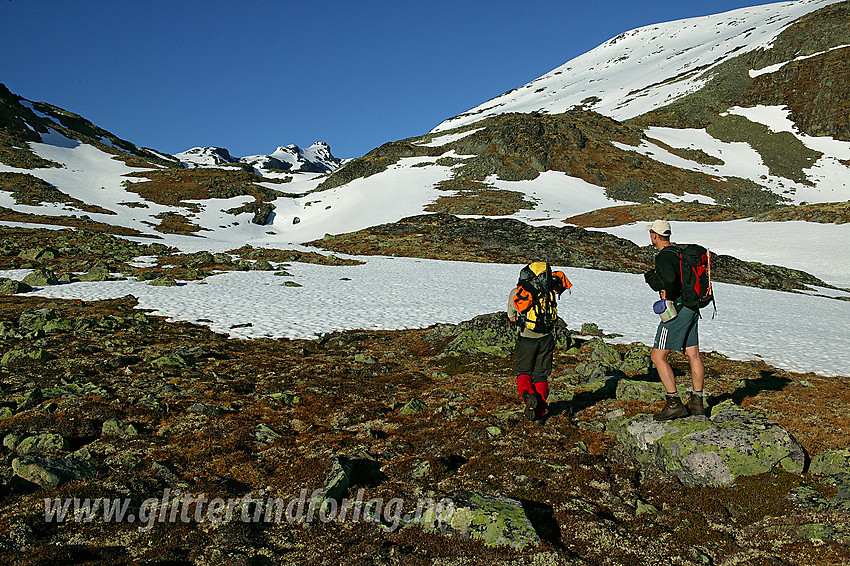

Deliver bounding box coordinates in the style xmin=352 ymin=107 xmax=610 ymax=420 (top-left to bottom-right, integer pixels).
xmin=508 ymin=288 xmax=519 ymax=322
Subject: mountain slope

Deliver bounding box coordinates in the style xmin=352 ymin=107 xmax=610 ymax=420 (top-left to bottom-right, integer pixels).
xmin=433 ymin=0 xmax=847 ymax=134
xmin=0 ymin=83 xmax=177 ymax=169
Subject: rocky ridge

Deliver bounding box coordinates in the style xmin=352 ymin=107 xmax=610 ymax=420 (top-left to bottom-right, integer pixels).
xmin=311 ymin=213 xmax=843 ymax=296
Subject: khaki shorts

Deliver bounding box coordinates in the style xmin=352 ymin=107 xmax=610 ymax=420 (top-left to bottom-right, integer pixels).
xmin=653 ymin=306 xmax=699 ymax=351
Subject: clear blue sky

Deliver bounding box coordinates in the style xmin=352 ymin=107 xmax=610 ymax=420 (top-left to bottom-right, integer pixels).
xmin=1 ymin=0 xmax=774 ymax=159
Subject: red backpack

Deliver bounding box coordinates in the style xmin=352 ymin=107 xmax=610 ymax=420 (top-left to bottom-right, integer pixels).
xmin=672 ymin=244 xmax=715 ymax=312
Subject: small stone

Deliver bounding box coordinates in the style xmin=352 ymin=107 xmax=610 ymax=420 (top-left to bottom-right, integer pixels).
xmin=412 ymin=460 xmax=432 ymax=478
xmin=254 ymin=424 xmax=283 ymax=446
xmin=399 ymin=398 xmax=427 ymax=415
xmin=147 ymin=277 xmax=178 ymax=287
xmin=250 ymin=259 xmax=274 ymax=271
xmin=636 ymin=500 xmax=658 ymax=515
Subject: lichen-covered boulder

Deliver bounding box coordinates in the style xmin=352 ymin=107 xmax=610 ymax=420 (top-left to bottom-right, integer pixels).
xmin=587 ymin=338 xmax=622 ymax=367
xmin=610 ymin=400 xmax=806 ymax=486
xmin=147 ymin=276 xmax=178 ymax=287
xmin=250 ymin=259 xmax=275 ymax=271
xmin=311 ymin=455 xmax=354 ymax=516
xmin=18 ymin=247 xmax=59 ymax=262
xmin=16 ymin=433 xmax=68 ymax=455
xmin=21 ymin=268 xmax=59 ymax=287
xmin=399 ymin=398 xmax=427 ymax=415
xmin=18 ymin=308 xmax=56 ymax=334
xmin=11 ymin=456 xmax=92 ymax=489
xmin=620 ymin=344 xmax=650 ymax=375
xmin=0 ymin=278 xmax=33 ymax=295
xmin=187 ymin=251 xmax=215 ymax=266
xmin=428 ymin=312 xmax=569 ymax=358
xmin=616 ymin=379 xmax=666 ymax=402
xmin=809 ymin=449 xmax=850 ymax=478
xmin=78 ymin=265 xmax=112 ymax=282
xmin=573 ymin=361 xmax=607 ymax=384
xmin=420 ymin=491 xmax=540 ymax=550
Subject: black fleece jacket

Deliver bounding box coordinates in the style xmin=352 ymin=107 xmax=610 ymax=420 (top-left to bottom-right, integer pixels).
xmin=644 ymin=246 xmax=682 ymax=305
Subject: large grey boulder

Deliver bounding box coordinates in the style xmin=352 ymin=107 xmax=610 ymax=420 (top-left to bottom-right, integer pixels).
xmin=610 ymin=400 xmax=806 ymax=486
xmin=420 ymin=491 xmax=541 ymax=550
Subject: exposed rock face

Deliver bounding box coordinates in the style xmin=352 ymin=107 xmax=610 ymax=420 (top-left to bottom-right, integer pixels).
xmin=317 ymin=112 xmax=782 ymax=214
xmin=610 ymin=399 xmax=806 ymax=486
xmin=1 ymin=83 xmax=177 ymax=169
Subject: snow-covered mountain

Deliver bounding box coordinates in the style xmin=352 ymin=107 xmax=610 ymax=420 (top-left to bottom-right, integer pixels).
xmin=173 ymin=147 xmax=238 ymax=167
xmin=177 ymin=142 xmax=341 ymax=174
xmin=434 ymin=0 xmax=847 ymax=132
xmin=241 ymin=142 xmax=341 ymax=174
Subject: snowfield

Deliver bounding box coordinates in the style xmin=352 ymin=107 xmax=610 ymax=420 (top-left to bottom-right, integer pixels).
xmin=5 ymin=255 xmax=850 ymax=378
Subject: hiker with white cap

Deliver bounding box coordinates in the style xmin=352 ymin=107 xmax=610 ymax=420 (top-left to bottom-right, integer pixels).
xmin=643 ymin=220 xmax=707 ymax=421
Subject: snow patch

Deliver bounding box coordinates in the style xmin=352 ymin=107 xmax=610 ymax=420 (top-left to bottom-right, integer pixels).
xmin=5 ymin=256 xmax=850 ymax=377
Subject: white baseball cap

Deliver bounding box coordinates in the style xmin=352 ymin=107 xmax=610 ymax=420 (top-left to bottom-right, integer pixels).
xmin=646 ymin=219 xmax=671 ymax=236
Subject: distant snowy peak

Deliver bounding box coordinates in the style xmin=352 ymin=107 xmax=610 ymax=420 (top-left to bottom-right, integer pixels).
xmin=433 ymin=0 xmax=843 ymax=132
xmin=300 ymin=142 xmax=341 ymax=172
xmin=176 ymin=142 xmax=341 ymax=173
xmin=175 ymin=147 xmax=237 ymax=167
xmin=264 ymin=142 xmax=341 ymax=173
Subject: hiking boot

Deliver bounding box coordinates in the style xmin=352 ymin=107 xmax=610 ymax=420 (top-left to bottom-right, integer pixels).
xmin=522 ymin=391 xmax=538 ymax=421
xmin=653 ymin=395 xmax=688 ymax=421
xmin=687 ymin=393 xmax=706 ymax=416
